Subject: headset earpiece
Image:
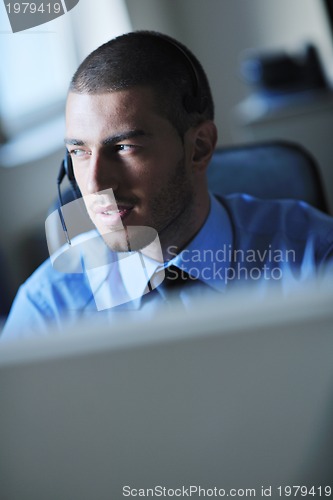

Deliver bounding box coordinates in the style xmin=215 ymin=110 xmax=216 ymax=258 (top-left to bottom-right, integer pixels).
xmin=57 ymin=151 xmax=81 ymax=204
xmin=64 ymin=151 xmax=75 ymax=183
xmin=64 ymin=151 xmax=81 ymax=197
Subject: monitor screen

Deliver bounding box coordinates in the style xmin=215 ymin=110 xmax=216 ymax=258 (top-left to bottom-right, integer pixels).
xmin=0 ymin=279 xmax=332 ymax=499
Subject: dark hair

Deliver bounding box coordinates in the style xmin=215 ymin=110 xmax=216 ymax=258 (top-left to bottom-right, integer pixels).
xmin=69 ymin=31 xmax=214 ymax=137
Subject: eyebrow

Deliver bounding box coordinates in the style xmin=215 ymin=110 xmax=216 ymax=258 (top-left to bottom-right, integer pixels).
xmin=64 ymin=129 xmax=150 ymax=147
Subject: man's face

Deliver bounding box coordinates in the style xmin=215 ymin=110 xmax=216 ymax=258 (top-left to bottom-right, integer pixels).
xmin=65 ymin=87 xmax=208 ymax=256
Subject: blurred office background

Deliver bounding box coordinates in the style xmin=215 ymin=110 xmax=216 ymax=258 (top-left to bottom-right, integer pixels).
xmin=1 ymin=0 xmax=333 ymax=311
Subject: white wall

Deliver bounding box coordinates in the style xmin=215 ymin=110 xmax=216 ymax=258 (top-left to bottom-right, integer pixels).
xmin=125 ymin=0 xmax=333 ymax=145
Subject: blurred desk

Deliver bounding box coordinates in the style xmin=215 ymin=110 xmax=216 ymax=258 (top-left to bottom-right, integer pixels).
xmin=234 ymin=90 xmax=333 ymax=214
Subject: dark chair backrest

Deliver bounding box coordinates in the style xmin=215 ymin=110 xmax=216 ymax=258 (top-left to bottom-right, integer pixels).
xmin=207 ymin=140 xmax=329 ymax=213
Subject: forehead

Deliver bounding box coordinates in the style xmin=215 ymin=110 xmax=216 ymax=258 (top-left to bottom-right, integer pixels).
xmin=66 ymin=88 xmax=157 ymax=121
xmin=66 ymin=87 xmax=173 ymax=141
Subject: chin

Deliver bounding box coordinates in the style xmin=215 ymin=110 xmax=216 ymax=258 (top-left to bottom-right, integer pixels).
xmin=101 ymin=225 xmax=160 ymax=254
xmin=100 ymin=228 xmax=130 ymax=252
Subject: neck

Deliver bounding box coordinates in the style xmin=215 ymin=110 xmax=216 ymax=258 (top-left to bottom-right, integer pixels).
xmin=142 ymin=191 xmax=211 ymax=262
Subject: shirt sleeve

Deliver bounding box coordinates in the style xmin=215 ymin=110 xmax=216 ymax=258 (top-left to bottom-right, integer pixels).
xmin=0 ymin=259 xmax=93 ymax=341
xmin=1 ymin=283 xmax=58 ymax=340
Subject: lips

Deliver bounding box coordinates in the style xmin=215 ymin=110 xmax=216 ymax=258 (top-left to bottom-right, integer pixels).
xmin=95 ymin=204 xmax=133 ymax=217
xmin=92 ymin=203 xmax=134 ymax=229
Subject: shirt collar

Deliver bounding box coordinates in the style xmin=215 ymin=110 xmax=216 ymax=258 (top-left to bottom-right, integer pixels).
xmin=119 ymin=193 xmax=233 ymax=295
xmin=119 ymin=251 xmax=161 ymax=302
xmin=169 ymin=193 xmax=233 ymax=291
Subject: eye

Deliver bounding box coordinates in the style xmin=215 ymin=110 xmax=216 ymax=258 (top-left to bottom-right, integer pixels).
xmin=69 ymin=149 xmax=91 ymax=158
xmin=115 ymin=144 xmax=135 ymax=153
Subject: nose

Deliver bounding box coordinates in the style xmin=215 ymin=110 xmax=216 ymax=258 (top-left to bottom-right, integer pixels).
xmin=86 ymin=153 xmax=119 ymax=195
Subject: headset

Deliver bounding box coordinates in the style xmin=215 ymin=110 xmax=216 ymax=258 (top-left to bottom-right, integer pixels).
xmin=165 ymin=35 xmax=208 ymax=115
xmin=56 ymin=34 xmax=209 ymax=243
xmin=56 ymin=151 xmax=78 ymax=244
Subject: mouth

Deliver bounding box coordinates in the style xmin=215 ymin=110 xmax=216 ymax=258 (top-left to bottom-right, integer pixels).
xmin=93 ymin=204 xmax=134 ymax=227
xmin=101 ymin=206 xmax=132 ymax=218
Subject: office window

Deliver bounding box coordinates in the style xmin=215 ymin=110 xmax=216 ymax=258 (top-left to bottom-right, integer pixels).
xmin=0 ymin=7 xmax=76 ymax=136
xmin=0 ymin=0 xmax=132 ymax=165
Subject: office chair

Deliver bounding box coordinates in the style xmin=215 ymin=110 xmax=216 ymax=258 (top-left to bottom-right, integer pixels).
xmin=207 ymin=140 xmax=329 ymax=213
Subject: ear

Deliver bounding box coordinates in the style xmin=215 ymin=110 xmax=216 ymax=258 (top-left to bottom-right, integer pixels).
xmin=190 ymin=121 xmax=217 ymax=173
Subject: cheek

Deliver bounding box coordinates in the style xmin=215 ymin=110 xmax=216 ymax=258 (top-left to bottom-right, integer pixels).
xmin=136 ymin=169 xmax=168 ymax=197
xmin=139 ymin=149 xmax=183 ymax=185
xmin=72 ymin=167 xmax=88 ymax=192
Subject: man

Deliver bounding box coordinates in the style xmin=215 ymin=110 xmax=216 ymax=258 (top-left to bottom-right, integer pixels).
xmin=2 ymin=31 xmax=333 ymax=339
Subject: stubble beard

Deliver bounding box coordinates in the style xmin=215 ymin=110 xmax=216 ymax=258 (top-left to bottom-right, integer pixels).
xmin=147 ymin=155 xmax=196 ymax=257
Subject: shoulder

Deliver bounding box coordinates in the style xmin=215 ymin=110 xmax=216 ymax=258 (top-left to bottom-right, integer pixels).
xmin=218 ymin=193 xmax=333 ymax=234
xmin=216 ymin=194 xmax=333 ymax=263
xmin=18 ymin=256 xmax=92 ymax=311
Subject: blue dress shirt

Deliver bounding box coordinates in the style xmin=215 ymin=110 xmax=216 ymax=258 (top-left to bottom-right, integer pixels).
xmin=2 ymin=193 xmax=333 ymax=339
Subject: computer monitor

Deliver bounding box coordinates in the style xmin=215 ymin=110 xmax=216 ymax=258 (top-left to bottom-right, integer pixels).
xmin=0 ymin=280 xmax=332 ymax=499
